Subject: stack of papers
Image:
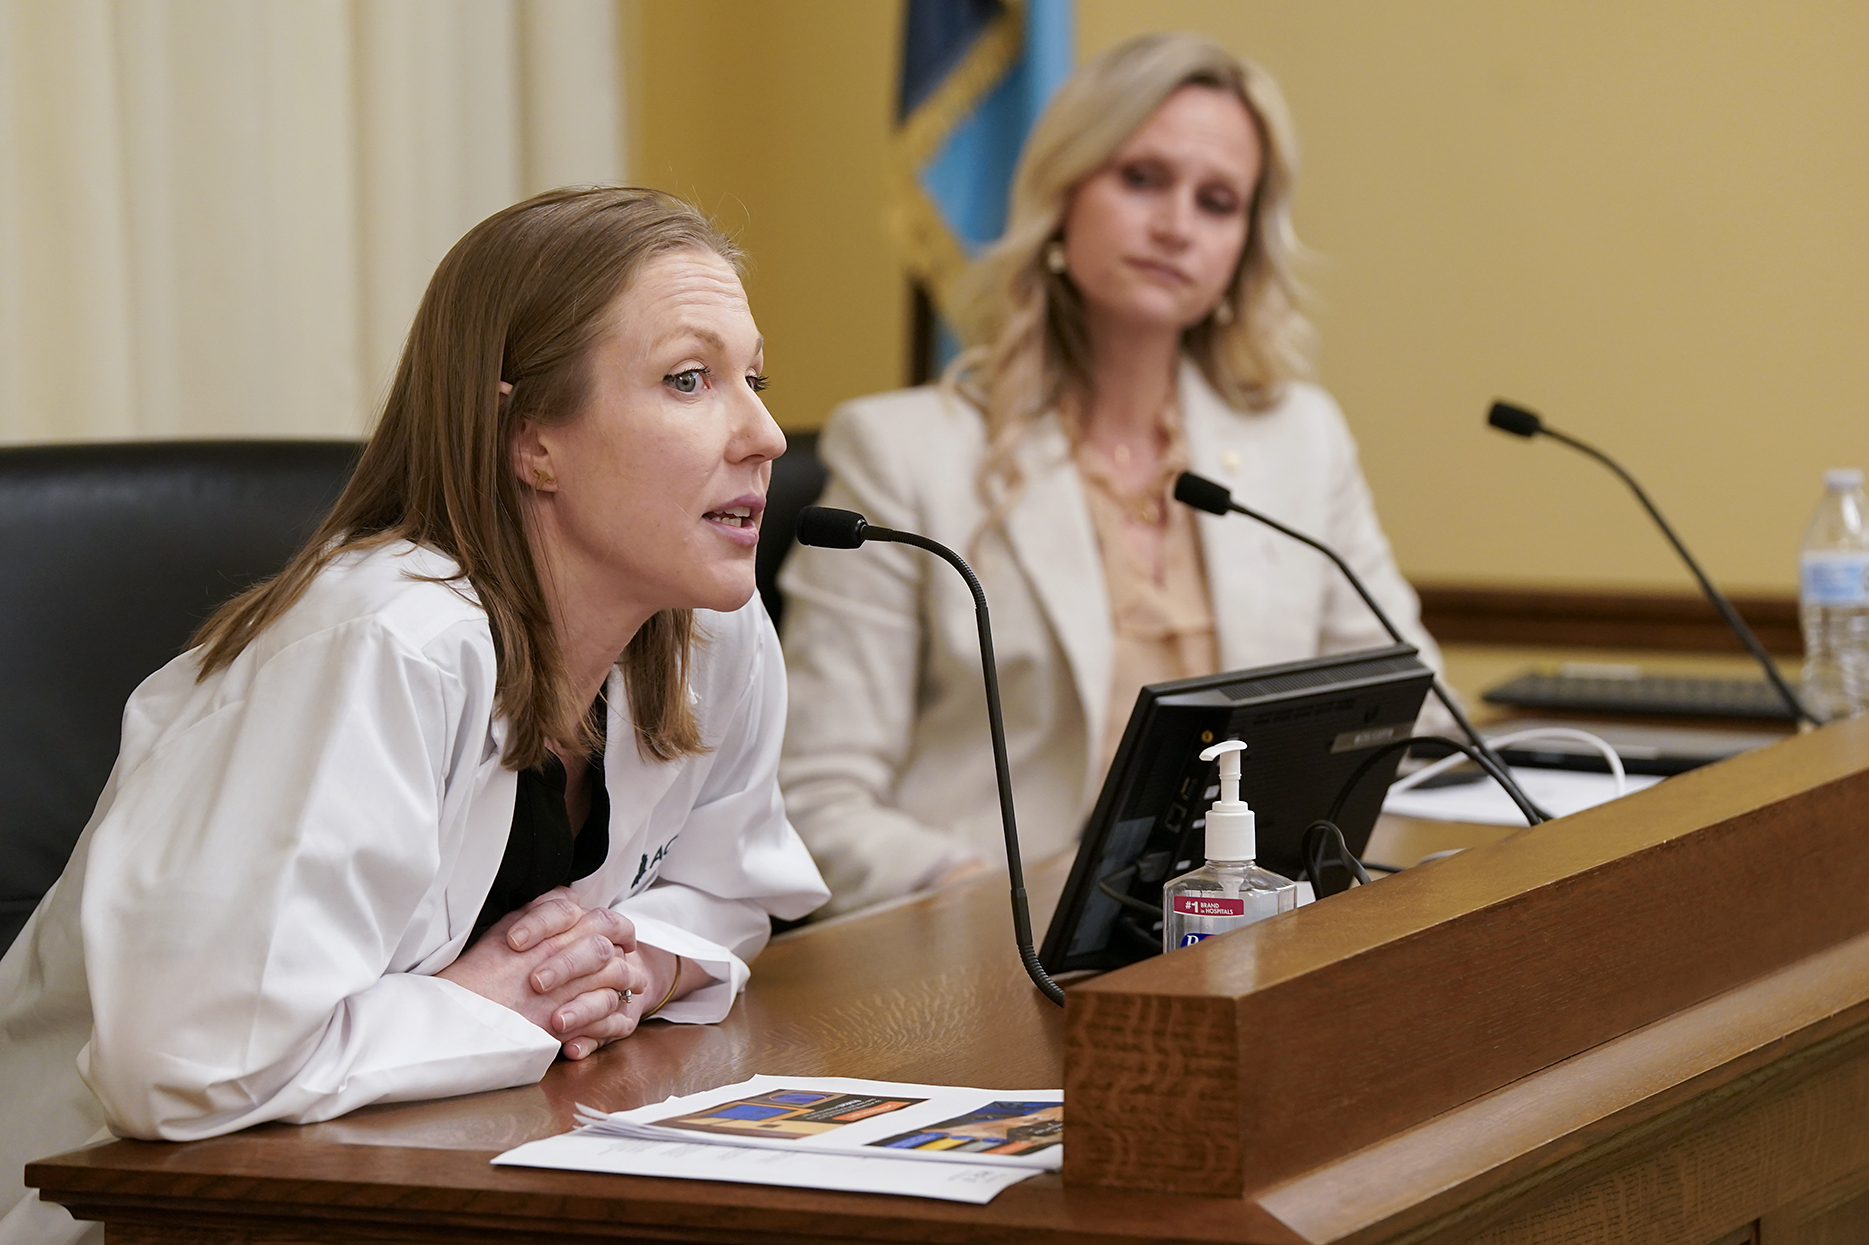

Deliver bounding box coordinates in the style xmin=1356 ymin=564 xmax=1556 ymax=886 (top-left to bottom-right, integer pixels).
xmin=494 ymin=1075 xmax=1062 ymax=1204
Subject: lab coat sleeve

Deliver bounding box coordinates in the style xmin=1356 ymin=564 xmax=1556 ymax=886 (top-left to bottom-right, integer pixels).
xmin=618 ymin=609 xmax=829 ymax=1023
xmin=777 ymin=408 xmax=987 ymax=914
xmin=1311 ymin=394 xmax=1460 ymax=736
xmin=78 ymin=619 xmax=559 ymax=1142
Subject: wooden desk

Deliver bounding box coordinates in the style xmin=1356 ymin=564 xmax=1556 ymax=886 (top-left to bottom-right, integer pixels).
xmin=29 ymin=720 xmax=1869 ymax=1245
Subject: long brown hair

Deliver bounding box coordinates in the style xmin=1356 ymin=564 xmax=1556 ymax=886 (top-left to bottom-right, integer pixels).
xmin=949 ymin=33 xmax=1314 ymax=514
xmin=192 ymin=187 xmax=740 ymax=767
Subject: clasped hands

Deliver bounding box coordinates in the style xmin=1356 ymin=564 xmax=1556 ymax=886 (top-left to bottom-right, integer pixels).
xmin=438 ymin=886 xmax=677 ymax=1060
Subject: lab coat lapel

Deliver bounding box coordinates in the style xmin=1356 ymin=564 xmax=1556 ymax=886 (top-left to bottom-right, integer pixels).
xmin=1182 ymin=362 xmax=1279 ymax=672
xmin=1000 ymin=412 xmax=1113 ymax=779
xmin=598 ymin=667 xmax=686 ymax=897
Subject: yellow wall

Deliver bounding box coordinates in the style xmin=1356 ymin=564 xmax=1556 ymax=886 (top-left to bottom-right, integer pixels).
xmin=639 ymin=1 xmax=1869 ymax=593
xmin=629 ymin=0 xmax=906 ymax=436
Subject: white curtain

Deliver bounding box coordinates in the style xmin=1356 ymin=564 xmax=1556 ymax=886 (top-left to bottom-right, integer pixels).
xmin=0 ymin=0 xmax=626 ymax=444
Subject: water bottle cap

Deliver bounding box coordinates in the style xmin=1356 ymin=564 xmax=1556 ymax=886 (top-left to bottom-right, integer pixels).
xmin=1825 ymin=468 xmax=1864 ymax=492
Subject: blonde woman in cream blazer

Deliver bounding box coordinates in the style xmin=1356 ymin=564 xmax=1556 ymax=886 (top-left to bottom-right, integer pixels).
xmin=783 ymin=35 xmax=1454 ymax=915
xmin=779 ymin=363 xmax=1447 ymax=915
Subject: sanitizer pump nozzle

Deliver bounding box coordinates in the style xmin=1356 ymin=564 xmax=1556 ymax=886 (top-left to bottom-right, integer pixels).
xmin=1197 ymin=739 xmax=1255 ymax=861
xmin=1161 ymin=739 xmax=1297 ymax=952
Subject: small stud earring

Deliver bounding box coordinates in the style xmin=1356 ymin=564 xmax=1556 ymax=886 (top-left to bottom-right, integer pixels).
xmin=1212 ymin=297 xmax=1234 ymax=326
xmin=1044 ymin=241 xmax=1068 ymax=274
xmin=533 ymin=468 xmax=555 ymax=490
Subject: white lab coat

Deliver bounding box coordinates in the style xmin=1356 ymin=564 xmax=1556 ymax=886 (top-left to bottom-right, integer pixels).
xmin=0 ymin=541 xmax=828 ymax=1242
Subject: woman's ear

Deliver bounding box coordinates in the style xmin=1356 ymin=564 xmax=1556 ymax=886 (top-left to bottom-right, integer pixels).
xmin=510 ymin=415 xmax=559 ymax=493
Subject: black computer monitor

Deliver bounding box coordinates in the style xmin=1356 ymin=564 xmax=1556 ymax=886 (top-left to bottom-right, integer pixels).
xmin=1039 ymin=644 xmax=1434 ymax=974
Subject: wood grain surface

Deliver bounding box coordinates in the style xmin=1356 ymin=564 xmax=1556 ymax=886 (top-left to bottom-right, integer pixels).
xmin=1416 ymin=584 xmax=1801 ymax=655
xmin=1264 ymin=929 xmax=1869 ymax=1243
xmin=1065 ymin=715 xmax=1869 ymax=1197
xmin=1762 ymin=1180 xmax=1869 ymax=1245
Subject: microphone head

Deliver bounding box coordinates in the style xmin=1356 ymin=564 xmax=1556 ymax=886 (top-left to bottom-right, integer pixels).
xmin=1173 ymin=471 xmax=1234 ymax=517
xmin=795 ymin=505 xmax=870 ymax=549
xmin=1488 ymin=401 xmax=1545 ymax=438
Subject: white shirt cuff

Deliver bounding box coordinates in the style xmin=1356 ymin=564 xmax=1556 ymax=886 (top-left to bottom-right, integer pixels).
xmin=624 ymin=913 xmax=746 ymax=1025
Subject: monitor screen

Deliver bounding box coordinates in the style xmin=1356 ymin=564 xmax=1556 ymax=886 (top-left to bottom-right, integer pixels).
xmin=1039 ymin=644 xmax=1434 ymax=974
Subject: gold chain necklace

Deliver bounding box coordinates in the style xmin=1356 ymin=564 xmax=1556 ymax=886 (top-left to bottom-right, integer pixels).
xmin=1075 ymin=396 xmax=1181 ymax=527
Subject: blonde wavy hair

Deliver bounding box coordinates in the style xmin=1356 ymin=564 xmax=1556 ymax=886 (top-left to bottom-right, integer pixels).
xmin=948 ymin=32 xmax=1315 ymax=509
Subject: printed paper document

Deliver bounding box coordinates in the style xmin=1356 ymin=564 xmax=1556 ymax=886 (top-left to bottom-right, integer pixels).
xmin=493 ymin=1075 xmax=1062 ymax=1204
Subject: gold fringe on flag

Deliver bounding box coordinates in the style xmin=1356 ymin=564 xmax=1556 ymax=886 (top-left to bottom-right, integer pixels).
xmin=887 ymin=0 xmax=1025 ymax=324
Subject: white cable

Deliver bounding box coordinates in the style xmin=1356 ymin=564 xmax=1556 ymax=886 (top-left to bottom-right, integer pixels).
xmin=1390 ymin=727 xmax=1628 ymax=798
xmin=1386 ymin=750 xmax=1471 ymax=793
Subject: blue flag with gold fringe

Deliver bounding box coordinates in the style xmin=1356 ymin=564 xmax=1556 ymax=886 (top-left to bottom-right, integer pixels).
xmin=892 ymin=0 xmax=1073 ymax=373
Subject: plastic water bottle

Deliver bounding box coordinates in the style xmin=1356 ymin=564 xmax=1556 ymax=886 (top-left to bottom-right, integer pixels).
xmin=1800 ymin=468 xmax=1869 ymax=721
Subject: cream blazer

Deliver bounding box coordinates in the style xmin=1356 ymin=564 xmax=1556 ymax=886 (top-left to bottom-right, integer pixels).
xmin=778 ymin=363 xmax=1447 ymax=915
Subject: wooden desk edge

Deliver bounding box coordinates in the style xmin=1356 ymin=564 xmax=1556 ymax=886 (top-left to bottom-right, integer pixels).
xmin=25 ymin=1144 xmax=1302 ymax=1245
xmin=32 ymin=930 xmax=1869 ymax=1245
xmin=1258 ymin=928 xmax=1869 ymax=1244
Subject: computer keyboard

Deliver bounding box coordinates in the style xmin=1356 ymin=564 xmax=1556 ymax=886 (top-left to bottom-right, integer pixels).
xmin=1482 ymin=670 xmax=1799 ymax=721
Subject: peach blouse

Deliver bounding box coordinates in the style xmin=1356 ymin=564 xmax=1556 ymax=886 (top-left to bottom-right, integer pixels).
xmin=1074 ymin=416 xmax=1220 ymax=776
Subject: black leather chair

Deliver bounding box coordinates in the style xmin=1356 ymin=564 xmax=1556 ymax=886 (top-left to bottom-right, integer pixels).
xmin=753 ymin=429 xmax=826 ymax=935
xmin=756 ymin=430 xmax=826 ymax=632
xmin=0 ymin=441 xmax=361 ymax=955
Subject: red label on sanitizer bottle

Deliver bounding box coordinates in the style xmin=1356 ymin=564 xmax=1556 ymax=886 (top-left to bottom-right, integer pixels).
xmin=1173 ymin=896 xmax=1245 ymax=917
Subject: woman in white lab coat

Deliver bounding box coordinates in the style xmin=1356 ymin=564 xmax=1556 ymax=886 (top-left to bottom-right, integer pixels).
xmin=0 ymin=187 xmax=829 ymax=1242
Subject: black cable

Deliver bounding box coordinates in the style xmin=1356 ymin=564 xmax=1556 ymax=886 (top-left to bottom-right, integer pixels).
xmin=1301 ymin=820 xmax=1372 ymax=892
xmin=1331 ymin=734 xmax=1545 ymax=827
xmin=1174 ymin=474 xmax=1555 ymax=821
xmin=1096 ymin=864 xmax=1164 ymax=917
xmin=1117 ymin=912 xmax=1159 ymax=949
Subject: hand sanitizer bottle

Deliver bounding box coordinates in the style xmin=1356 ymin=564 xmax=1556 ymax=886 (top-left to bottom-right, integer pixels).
xmin=1162 ymin=740 xmax=1297 ymax=953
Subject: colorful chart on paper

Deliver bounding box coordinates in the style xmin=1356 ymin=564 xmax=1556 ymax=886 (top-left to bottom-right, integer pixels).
xmin=656 ymin=1090 xmax=927 ymax=1142
xmin=869 ymin=1101 xmax=1063 ymax=1156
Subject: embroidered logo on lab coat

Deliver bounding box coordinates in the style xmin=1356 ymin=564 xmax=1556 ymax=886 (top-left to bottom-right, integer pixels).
xmin=631 ymin=837 xmax=678 ymax=892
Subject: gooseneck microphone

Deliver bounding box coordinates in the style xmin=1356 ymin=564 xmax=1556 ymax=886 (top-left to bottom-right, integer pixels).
xmin=1486 ymin=401 xmax=1817 ymax=726
xmin=1174 ymin=471 xmax=1552 ymax=823
xmin=794 ymin=505 xmax=1068 ymax=1007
